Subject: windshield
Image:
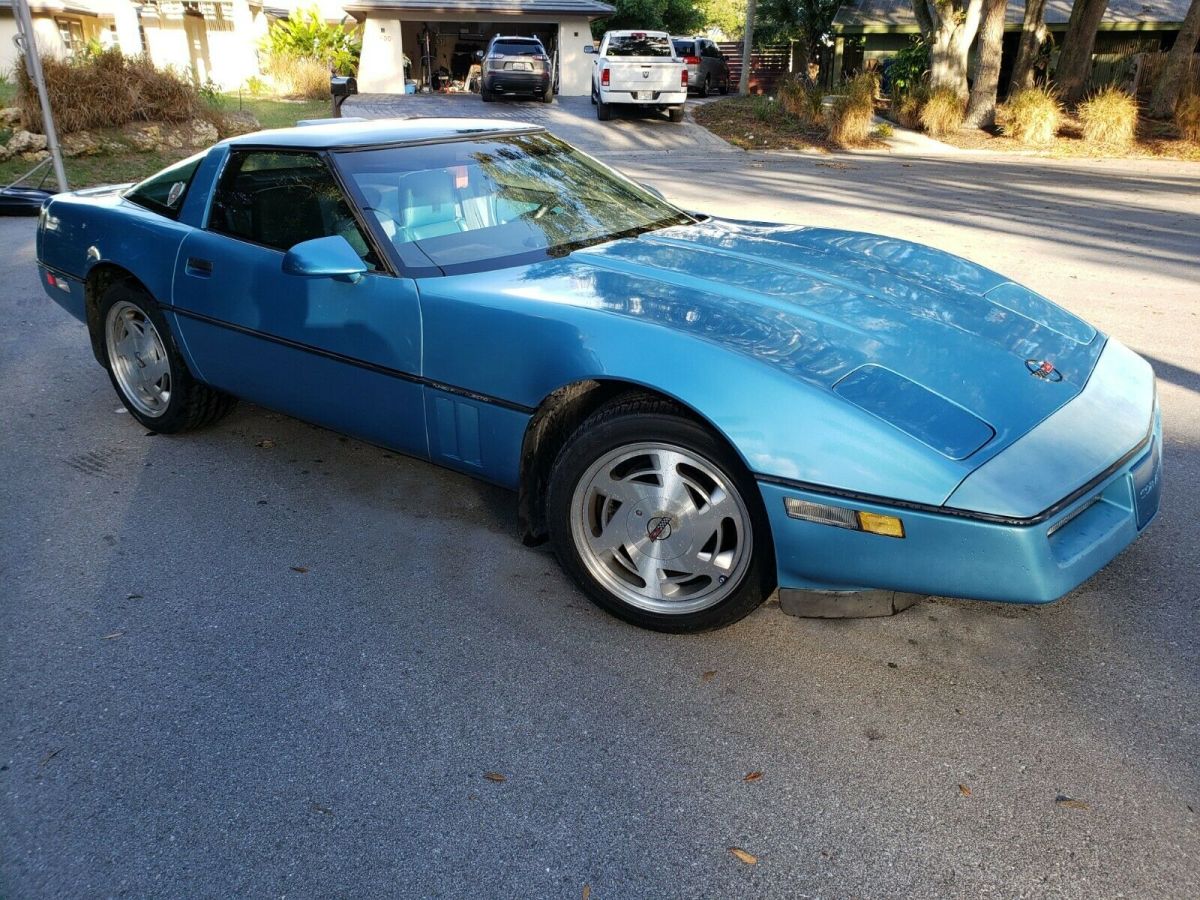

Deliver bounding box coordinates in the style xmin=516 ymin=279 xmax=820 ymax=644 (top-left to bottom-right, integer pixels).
xmin=334 ymin=132 xmax=693 ymax=274
xmin=605 ymin=34 xmax=672 ymax=57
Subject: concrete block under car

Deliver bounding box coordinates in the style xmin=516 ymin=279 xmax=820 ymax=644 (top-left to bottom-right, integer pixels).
xmin=779 ymin=589 xmax=922 ymax=618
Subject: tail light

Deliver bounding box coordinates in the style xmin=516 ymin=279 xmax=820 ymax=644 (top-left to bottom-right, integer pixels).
xmin=601 ymin=68 xmax=610 ymax=86
xmin=681 ymin=69 xmax=688 ymax=87
xmin=685 ymin=56 xmax=700 ymax=66
xmin=486 ymin=55 xmax=503 ymax=71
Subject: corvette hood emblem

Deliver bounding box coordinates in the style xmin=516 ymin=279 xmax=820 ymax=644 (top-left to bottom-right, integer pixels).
xmin=1025 ymin=359 xmax=1063 ymax=382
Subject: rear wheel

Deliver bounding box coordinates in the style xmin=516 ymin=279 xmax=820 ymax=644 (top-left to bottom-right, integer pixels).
xmin=541 ymin=82 xmax=554 ymax=103
xmin=548 ymin=396 xmax=773 ymax=632
xmin=481 ymin=87 xmax=495 ymax=102
xmin=98 ymin=282 xmax=235 ymax=433
xmin=668 ymin=105 xmax=685 ymax=123
xmin=597 ymin=98 xmax=612 ymax=121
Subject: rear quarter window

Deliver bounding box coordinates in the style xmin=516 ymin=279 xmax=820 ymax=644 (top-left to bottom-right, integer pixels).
xmin=125 ymin=152 xmax=205 ymax=220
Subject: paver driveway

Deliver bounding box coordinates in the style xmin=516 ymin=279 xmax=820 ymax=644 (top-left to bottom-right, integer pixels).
xmin=2 ymin=99 xmax=1199 ymax=898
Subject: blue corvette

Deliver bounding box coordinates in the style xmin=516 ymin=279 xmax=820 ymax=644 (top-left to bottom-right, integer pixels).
xmin=36 ymin=118 xmax=1161 ymax=631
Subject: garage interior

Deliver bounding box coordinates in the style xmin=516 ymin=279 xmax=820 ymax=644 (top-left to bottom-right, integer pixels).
xmin=401 ymin=21 xmax=559 ymax=92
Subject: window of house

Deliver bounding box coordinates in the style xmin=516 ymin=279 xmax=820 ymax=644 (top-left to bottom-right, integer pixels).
xmin=55 ymin=18 xmax=85 ymax=57
xmin=207 ymin=150 xmax=379 ymax=269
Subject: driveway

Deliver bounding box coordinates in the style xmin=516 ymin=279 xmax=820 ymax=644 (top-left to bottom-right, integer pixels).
xmin=346 ymin=92 xmax=732 ymax=155
xmin=2 ymin=111 xmax=1199 ymax=897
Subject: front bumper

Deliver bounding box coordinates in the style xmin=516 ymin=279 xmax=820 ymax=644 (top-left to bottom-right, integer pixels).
xmin=761 ymin=396 xmax=1162 ymax=606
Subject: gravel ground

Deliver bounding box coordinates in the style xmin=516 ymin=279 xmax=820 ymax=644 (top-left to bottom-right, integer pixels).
xmin=2 ymin=101 xmax=1199 ymax=898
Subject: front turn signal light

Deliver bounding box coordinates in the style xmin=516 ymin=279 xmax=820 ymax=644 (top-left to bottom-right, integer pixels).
xmin=785 ymin=498 xmax=905 ymax=539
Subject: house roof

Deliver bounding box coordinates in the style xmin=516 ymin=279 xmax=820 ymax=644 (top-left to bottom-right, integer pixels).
xmin=833 ymin=0 xmax=1192 ymax=33
xmin=343 ymin=0 xmax=616 ymax=18
xmin=0 ymin=0 xmax=104 ymax=16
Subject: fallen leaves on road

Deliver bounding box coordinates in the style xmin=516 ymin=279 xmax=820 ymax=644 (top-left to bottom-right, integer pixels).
xmin=1055 ymin=795 xmax=1089 ymax=810
xmin=256 ymin=439 xmax=276 ymax=449
xmin=701 ymin=670 xmax=717 ymax=682
xmin=744 ymin=771 xmax=763 ymax=783
xmin=582 ymin=886 xmax=590 ymax=900
xmin=310 ymin=802 xmax=334 ymax=816
xmin=103 ymin=631 xmax=125 ymax=640
xmin=39 ymin=747 xmax=63 ymax=767
xmin=484 ymin=772 xmax=507 ymax=783
xmin=290 ymin=566 xmax=309 ymax=574
xmin=729 ymin=847 xmax=757 ymax=865
xmin=958 ymin=784 xmax=972 ymax=797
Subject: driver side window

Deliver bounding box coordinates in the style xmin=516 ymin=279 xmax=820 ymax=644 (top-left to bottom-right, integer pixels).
xmin=208 ymin=150 xmax=380 ymax=270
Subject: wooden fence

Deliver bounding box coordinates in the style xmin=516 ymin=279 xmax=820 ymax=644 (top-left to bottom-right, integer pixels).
xmin=1129 ymin=52 xmax=1200 ymax=100
xmin=714 ymin=42 xmax=792 ymax=95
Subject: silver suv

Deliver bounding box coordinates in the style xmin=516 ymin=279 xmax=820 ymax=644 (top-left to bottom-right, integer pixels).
xmin=671 ymin=36 xmax=730 ymax=97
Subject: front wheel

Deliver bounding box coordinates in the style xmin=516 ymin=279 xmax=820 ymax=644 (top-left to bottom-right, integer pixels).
xmin=547 ymin=397 xmax=774 ymax=632
xmin=699 ymin=75 xmax=710 ymax=98
xmin=99 ymin=282 xmax=235 ymax=433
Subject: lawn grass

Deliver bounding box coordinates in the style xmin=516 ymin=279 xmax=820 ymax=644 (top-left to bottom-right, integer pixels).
xmin=0 ymin=94 xmax=332 ymax=189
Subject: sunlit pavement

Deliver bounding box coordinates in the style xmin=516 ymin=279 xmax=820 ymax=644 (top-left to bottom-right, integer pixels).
xmin=1 ymin=109 xmax=1198 ymax=897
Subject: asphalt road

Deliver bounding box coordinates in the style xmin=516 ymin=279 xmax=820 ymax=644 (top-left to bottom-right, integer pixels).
xmin=2 ymin=122 xmax=1199 ymax=898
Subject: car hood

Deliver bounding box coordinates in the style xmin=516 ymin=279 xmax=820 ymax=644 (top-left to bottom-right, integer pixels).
xmin=517 ymin=217 xmax=1104 ymax=461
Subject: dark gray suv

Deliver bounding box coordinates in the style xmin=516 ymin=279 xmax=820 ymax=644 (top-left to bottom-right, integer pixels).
xmin=478 ymin=36 xmax=554 ymax=103
xmin=671 ymin=36 xmax=730 ymax=97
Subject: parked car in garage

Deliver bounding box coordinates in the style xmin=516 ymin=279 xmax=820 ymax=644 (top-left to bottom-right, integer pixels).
xmin=589 ymin=30 xmax=688 ymax=122
xmin=671 ymin=36 xmax=730 ymax=97
xmin=478 ymin=35 xmax=554 ymax=103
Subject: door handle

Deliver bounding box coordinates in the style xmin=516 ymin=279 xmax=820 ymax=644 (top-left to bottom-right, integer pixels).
xmin=185 ymin=257 xmax=213 ymax=277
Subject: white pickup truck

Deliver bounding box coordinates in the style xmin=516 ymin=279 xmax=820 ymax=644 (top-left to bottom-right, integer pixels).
xmin=587 ymin=30 xmax=688 ymax=123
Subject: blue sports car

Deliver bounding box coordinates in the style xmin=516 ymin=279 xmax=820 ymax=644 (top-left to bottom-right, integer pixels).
xmin=36 ymin=118 xmax=1162 ymax=631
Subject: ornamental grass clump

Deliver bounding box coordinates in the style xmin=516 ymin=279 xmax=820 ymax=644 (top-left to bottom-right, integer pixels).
xmin=1078 ymin=86 xmax=1138 ymax=148
xmin=891 ymin=85 xmax=928 ymax=130
xmin=825 ymin=73 xmax=876 ymax=146
xmin=919 ymin=87 xmax=965 ymax=136
xmin=1176 ymin=94 xmax=1200 ymax=144
xmin=998 ymin=86 xmax=1062 ymax=145
xmin=16 ymin=49 xmax=209 ymax=134
xmin=262 ymin=54 xmax=331 ymax=100
xmin=778 ymin=76 xmax=824 ymax=126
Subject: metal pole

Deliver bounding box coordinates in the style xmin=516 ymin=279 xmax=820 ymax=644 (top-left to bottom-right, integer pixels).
xmin=13 ymin=0 xmax=68 ymax=192
xmin=739 ymin=0 xmax=757 ymax=96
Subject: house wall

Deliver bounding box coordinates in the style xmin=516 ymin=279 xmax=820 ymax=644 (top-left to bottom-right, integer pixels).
xmin=0 ymin=12 xmax=102 ymax=74
xmin=358 ymin=15 xmax=405 ymax=93
xmin=140 ymin=2 xmax=261 ymax=90
xmin=556 ymin=16 xmax=593 ymax=97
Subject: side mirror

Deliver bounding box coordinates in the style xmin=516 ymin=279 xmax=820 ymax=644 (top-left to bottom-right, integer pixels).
xmin=475 ymin=50 xmax=484 ymax=60
xmin=583 ymin=45 xmax=597 ymax=54
xmin=282 ymin=235 xmax=368 ymax=283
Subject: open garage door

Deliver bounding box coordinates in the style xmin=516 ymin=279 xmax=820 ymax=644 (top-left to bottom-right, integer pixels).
xmin=402 ymin=21 xmax=559 ymax=93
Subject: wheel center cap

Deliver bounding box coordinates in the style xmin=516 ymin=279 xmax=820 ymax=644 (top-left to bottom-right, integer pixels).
xmin=629 ymin=502 xmax=692 ymax=561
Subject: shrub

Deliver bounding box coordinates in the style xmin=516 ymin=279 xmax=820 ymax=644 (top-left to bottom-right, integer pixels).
xmin=15 ymin=49 xmax=210 ymax=134
xmin=919 ymin=87 xmax=965 ymax=136
xmin=1174 ymin=94 xmax=1200 ymax=143
xmin=998 ymin=86 xmax=1062 ymax=145
xmin=750 ymin=95 xmax=777 ymax=122
xmin=826 ymin=74 xmax=876 ymax=146
xmin=872 ymin=122 xmax=894 ymax=139
xmin=1078 ymin=86 xmax=1138 ymax=147
xmin=888 ymin=37 xmax=929 ymax=98
xmin=262 ymin=7 xmax=360 ymax=76
xmin=263 ymin=55 xmax=331 ymax=100
xmin=778 ymin=76 xmax=824 ymax=125
xmin=891 ymin=85 xmax=928 ymax=130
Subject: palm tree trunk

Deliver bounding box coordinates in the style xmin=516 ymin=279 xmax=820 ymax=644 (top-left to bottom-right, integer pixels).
xmin=964 ymin=0 xmax=1007 ymax=127
xmin=1149 ymin=0 xmax=1200 ymax=118
xmin=1008 ymin=0 xmax=1049 ymax=94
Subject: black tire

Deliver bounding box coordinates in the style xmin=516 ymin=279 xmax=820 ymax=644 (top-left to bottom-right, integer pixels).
xmin=547 ymin=395 xmax=775 ymax=632
xmin=597 ymin=98 xmax=612 ymax=121
xmin=699 ymin=75 xmax=710 ymax=98
xmin=668 ymin=105 xmax=685 ymax=123
xmin=97 ymin=281 xmax=235 ymax=434
xmin=541 ymin=83 xmax=554 ymax=104
xmin=719 ymin=77 xmax=729 ymax=95
xmin=481 ymin=87 xmax=494 ymax=102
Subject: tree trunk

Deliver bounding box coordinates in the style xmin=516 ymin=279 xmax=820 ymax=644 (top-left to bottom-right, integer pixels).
xmin=1009 ymin=0 xmax=1049 ymax=94
xmin=1149 ymin=0 xmax=1200 ymax=117
xmin=913 ymin=0 xmax=984 ymax=99
xmin=739 ymin=0 xmax=757 ymax=95
xmin=964 ymin=0 xmax=1007 ymax=127
xmin=1056 ymin=0 xmax=1110 ymax=104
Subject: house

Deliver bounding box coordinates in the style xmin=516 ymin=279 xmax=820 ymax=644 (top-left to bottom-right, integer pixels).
xmin=830 ymin=0 xmax=1194 ymax=89
xmin=349 ymin=0 xmax=616 ymax=95
xmin=1 ymin=0 xmax=280 ymax=91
